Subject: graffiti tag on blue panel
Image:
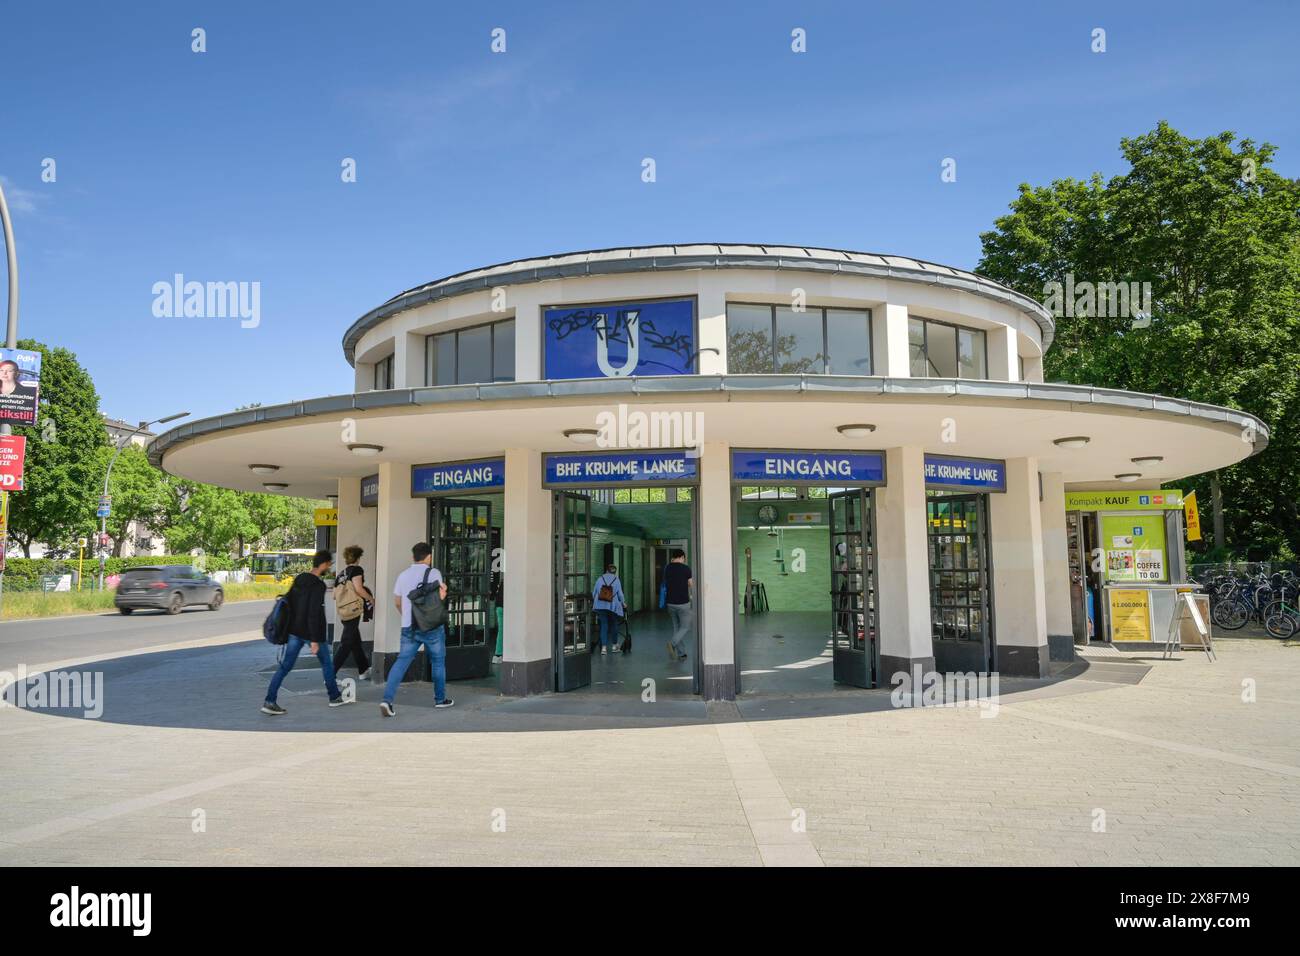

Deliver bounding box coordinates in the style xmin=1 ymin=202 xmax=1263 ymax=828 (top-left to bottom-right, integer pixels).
xmin=411 ymin=458 xmax=505 ymax=496
xmin=545 ymin=451 xmax=697 ymax=486
xmin=923 ymin=454 xmax=1006 ymax=492
xmin=543 ymin=298 xmax=695 ymax=379
xmin=730 ymin=450 xmax=886 ymax=484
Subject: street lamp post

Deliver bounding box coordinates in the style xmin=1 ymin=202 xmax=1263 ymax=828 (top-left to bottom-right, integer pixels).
xmin=0 ymin=177 xmax=19 ymax=614
xmin=97 ymin=412 xmax=188 ymax=590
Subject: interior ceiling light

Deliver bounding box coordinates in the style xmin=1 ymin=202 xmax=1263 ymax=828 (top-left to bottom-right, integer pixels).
xmin=348 ymin=443 xmax=383 ymax=456
xmin=1130 ymin=456 xmax=1164 ymax=465
xmin=249 ymin=464 xmax=280 ymax=475
xmin=1053 ymin=436 xmax=1091 ymax=448
xmin=836 ymin=424 xmax=877 ymax=438
xmin=262 ymin=482 xmax=289 ymax=491
xmin=1114 ymin=473 xmax=1141 ymax=482
xmin=563 ymin=428 xmax=599 ymax=443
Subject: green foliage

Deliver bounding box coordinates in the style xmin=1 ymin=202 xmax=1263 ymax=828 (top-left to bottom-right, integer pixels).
xmin=2 ymin=554 xmax=194 ymax=591
xmin=97 ymin=443 xmax=170 ymax=555
xmin=977 ymin=122 xmax=1300 ymax=558
xmin=6 ymin=340 xmax=108 ymax=555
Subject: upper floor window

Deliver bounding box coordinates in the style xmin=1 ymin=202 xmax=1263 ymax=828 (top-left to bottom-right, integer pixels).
xmin=726 ymin=304 xmax=872 ymax=375
xmin=426 ymin=319 xmax=515 ymax=386
xmin=373 ymin=354 xmax=395 ymax=390
xmin=908 ymin=317 xmax=986 ymax=379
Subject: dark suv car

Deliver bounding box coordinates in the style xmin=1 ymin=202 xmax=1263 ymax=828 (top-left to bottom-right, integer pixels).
xmin=115 ymin=565 xmax=224 ymax=615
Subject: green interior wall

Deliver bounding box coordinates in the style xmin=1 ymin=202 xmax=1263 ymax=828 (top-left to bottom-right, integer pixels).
xmin=736 ymin=526 xmax=831 ymax=612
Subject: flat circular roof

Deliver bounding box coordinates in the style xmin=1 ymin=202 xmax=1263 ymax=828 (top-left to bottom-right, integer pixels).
xmin=341 ymin=243 xmax=1056 ymax=365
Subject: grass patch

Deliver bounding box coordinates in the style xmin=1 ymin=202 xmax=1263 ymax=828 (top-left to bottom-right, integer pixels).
xmin=0 ymin=581 xmax=284 ymax=620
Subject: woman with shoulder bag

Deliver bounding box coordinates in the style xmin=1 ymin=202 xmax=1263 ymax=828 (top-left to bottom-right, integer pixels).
xmin=591 ymin=563 xmax=627 ymax=656
xmin=332 ymin=545 xmax=374 ymax=679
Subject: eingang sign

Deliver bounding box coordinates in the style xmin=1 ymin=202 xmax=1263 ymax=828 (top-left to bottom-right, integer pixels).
xmin=731 ymin=449 xmax=885 ymax=485
xmin=411 ymin=458 xmax=506 ymax=496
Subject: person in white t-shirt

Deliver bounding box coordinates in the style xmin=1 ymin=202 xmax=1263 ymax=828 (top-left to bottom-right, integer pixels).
xmin=380 ymin=541 xmax=451 ymax=717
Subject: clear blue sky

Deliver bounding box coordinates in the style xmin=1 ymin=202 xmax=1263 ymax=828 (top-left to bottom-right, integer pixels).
xmin=2 ymin=0 xmax=1297 ymax=424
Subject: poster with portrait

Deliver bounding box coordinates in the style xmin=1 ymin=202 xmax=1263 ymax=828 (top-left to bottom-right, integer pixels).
xmin=0 ymin=348 xmax=41 ymax=427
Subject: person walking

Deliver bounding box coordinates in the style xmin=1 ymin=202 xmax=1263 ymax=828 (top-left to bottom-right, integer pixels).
xmin=663 ymin=549 xmax=694 ymax=661
xmin=591 ymin=563 xmax=627 ymax=655
xmin=262 ymin=549 xmax=351 ymax=715
xmin=332 ymin=545 xmax=374 ymax=679
xmin=380 ymin=542 xmax=453 ymax=717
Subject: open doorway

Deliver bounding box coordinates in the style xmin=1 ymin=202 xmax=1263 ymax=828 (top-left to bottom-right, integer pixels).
xmin=552 ymin=485 xmax=700 ymax=697
xmin=427 ymin=493 xmax=503 ymax=683
xmin=733 ymin=485 xmax=878 ymax=693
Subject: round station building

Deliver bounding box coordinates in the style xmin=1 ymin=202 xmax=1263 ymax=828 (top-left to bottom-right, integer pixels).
xmin=149 ymin=244 xmax=1268 ymax=701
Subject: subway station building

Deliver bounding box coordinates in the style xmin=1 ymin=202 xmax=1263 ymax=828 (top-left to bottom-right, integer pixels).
xmin=149 ymin=245 xmax=1268 ymax=700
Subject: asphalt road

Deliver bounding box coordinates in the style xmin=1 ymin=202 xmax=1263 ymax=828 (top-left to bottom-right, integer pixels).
xmin=0 ymin=599 xmax=272 ymax=672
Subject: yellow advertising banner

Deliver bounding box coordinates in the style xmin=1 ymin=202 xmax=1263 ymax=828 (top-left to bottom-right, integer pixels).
xmin=0 ymin=490 xmax=7 ymax=536
xmin=1184 ymin=490 xmax=1202 ymax=542
xmin=1109 ymin=589 xmax=1153 ymax=641
xmin=313 ymin=507 xmax=338 ymax=527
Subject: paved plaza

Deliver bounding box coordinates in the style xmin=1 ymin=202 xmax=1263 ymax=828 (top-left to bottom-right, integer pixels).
xmin=0 ymin=625 xmax=1296 ymax=866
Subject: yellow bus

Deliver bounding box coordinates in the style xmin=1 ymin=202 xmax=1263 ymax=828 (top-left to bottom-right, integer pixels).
xmin=250 ymin=549 xmax=316 ymax=584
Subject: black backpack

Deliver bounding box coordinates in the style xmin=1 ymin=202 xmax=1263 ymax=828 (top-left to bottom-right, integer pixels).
xmin=408 ymin=566 xmax=448 ymax=631
xmin=262 ymin=582 xmax=294 ymax=645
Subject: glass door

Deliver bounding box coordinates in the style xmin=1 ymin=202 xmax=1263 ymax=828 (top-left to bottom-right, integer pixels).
xmin=553 ymin=491 xmax=592 ymax=692
xmin=431 ymin=497 xmax=494 ymax=680
xmin=926 ymin=494 xmax=994 ymax=672
xmin=829 ymin=488 xmax=876 ymax=687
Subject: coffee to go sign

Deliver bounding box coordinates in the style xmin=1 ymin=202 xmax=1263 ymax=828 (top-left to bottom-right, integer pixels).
xmin=0 ymin=435 xmax=26 ymax=491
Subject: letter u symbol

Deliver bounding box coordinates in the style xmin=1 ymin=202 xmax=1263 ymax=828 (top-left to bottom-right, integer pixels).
xmin=595 ymin=311 xmax=639 ymax=377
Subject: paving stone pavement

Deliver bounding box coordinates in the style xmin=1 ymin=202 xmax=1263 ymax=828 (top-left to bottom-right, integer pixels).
xmin=0 ymin=634 xmax=1296 ymax=866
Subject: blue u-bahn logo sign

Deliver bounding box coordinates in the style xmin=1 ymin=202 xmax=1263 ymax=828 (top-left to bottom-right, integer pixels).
xmin=730 ymin=450 xmax=886 ymax=485
xmin=543 ymin=298 xmax=696 ymax=379
xmin=923 ymin=454 xmax=1006 ymax=492
xmin=544 ymin=451 xmax=698 ymax=486
xmin=411 ymin=458 xmax=506 ymax=496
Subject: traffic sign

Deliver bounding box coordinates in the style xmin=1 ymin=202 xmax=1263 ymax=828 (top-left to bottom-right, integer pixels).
xmin=96 ymin=494 xmax=112 ymax=518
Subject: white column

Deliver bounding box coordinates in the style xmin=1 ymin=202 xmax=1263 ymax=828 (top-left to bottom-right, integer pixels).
xmin=872 ymin=302 xmax=911 ymax=376
xmin=336 ymin=475 xmax=379 ymax=650
xmin=373 ymin=462 xmax=425 ymax=658
xmin=391 ymin=331 xmax=424 ymax=388
xmin=1039 ymin=471 xmax=1073 ymax=660
xmin=1022 ymin=354 xmax=1043 ymax=383
xmin=514 ymin=303 xmax=541 ymax=380
xmin=697 ymin=441 xmax=735 ymax=699
xmin=989 ymin=457 xmax=1049 ymax=676
xmin=987 ymin=325 xmax=1019 ymax=382
xmin=500 ymin=447 xmax=552 ymax=695
xmin=696 ymin=288 xmax=728 ymax=375
xmin=874 ymin=445 xmax=933 ymax=680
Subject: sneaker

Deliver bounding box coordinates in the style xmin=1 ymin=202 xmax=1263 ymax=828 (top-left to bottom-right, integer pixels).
xmin=678 ymin=653 xmax=688 ymax=661
xmin=328 ymin=696 xmax=352 ymax=707
xmin=600 ymin=645 xmax=607 ymax=655
xmin=434 ymin=698 xmax=455 ymax=709
xmin=261 ymin=702 xmax=286 ymax=716
xmin=380 ymin=701 xmax=396 ymax=717
xmin=666 ymin=641 xmax=676 ymax=661
xmin=491 ymin=655 xmax=502 ymax=664
xmin=358 ymin=668 xmax=371 ymax=681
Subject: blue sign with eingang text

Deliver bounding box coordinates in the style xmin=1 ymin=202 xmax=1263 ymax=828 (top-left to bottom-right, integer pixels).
xmin=730 ymin=450 xmax=886 ymax=485
xmin=543 ymin=298 xmax=696 ymax=379
xmin=544 ymin=450 xmax=698 ymax=486
xmin=923 ymin=454 xmax=1006 ymax=492
xmin=411 ymin=458 xmax=505 ymax=496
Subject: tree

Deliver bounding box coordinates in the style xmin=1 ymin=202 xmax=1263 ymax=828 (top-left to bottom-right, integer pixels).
xmin=978 ymin=122 xmax=1300 ymax=558
xmin=160 ymin=480 xmax=257 ymax=557
xmin=240 ymin=492 xmax=317 ymax=553
xmin=6 ymin=340 xmax=108 ymax=556
xmin=96 ymin=444 xmax=170 ymax=556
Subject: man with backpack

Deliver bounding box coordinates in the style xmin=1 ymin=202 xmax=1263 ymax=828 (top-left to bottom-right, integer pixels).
xmin=380 ymin=541 xmax=452 ymax=717
xmin=261 ymin=549 xmax=352 ymax=715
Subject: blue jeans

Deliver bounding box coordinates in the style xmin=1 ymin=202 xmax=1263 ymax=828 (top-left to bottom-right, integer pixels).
xmin=265 ymin=634 xmax=341 ymax=704
xmin=596 ymin=609 xmax=620 ymax=648
xmin=383 ymin=625 xmax=447 ymax=704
